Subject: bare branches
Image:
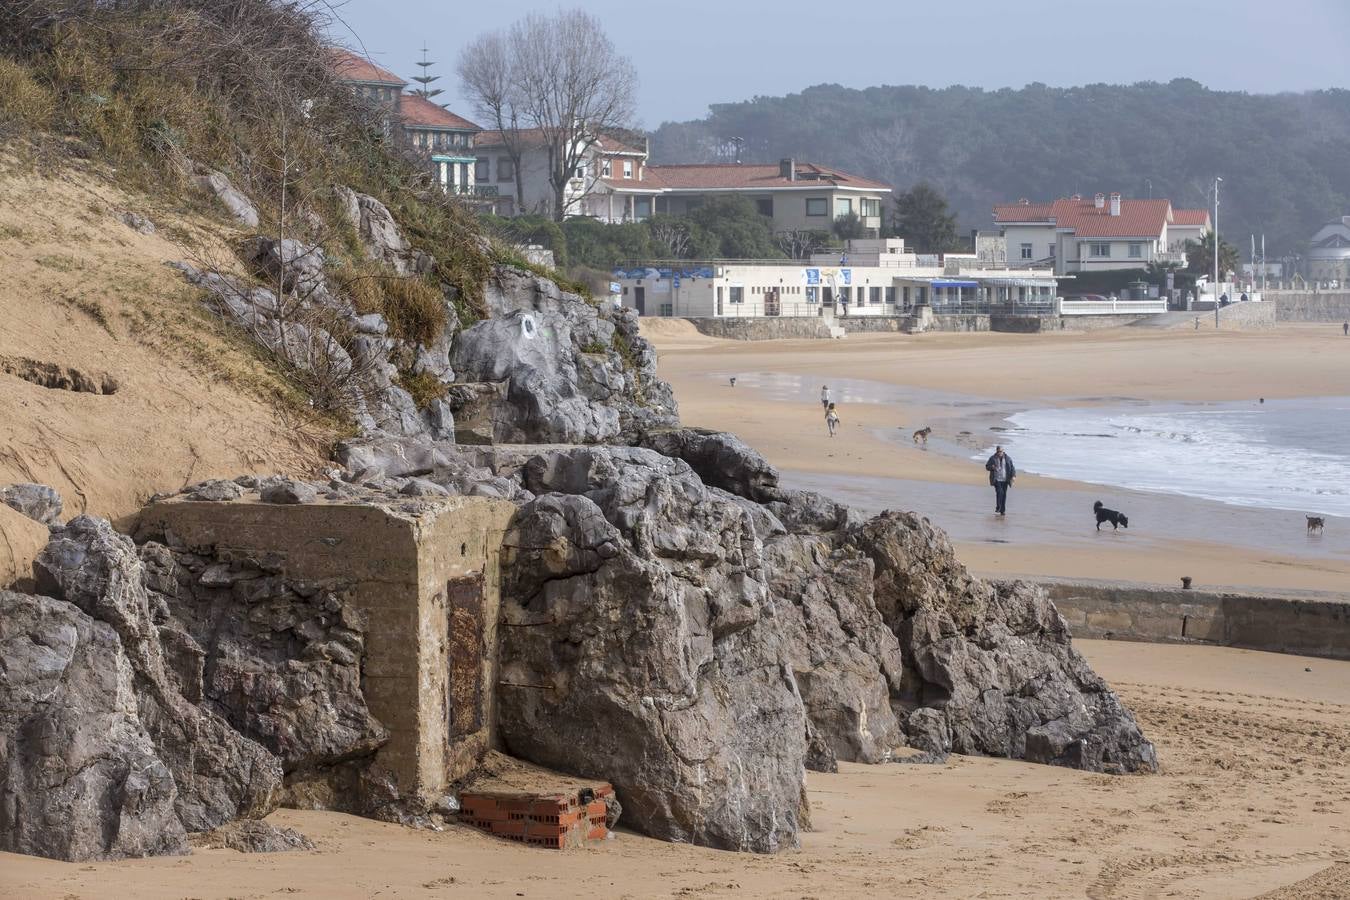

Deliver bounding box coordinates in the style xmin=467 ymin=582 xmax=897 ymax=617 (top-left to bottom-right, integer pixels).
xmin=459 ymin=8 xmax=637 ymax=221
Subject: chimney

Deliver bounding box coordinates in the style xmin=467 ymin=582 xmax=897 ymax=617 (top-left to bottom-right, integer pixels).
xmin=1094 ymin=192 xmax=1106 ymax=210
xmin=1071 ymin=193 xmax=1082 ymax=201
xmin=1109 ymin=192 xmax=1121 ymax=217
xmin=779 ymin=158 xmax=796 ymax=182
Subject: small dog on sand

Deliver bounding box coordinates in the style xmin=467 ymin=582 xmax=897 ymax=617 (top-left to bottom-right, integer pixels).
xmin=1093 ymin=500 xmax=1129 ymax=531
xmin=912 ymin=426 xmax=932 ymax=445
xmin=1307 ymin=516 xmax=1325 ymax=533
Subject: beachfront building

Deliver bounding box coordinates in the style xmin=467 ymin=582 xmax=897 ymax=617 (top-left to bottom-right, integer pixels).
xmin=1307 ymin=216 xmax=1350 ymax=286
xmin=610 ymin=238 xmax=1057 ymax=318
xmin=993 ymin=194 xmax=1209 ymax=275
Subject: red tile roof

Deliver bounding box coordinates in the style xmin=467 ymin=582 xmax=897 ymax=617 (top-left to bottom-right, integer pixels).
xmin=329 ymin=48 xmax=406 ymax=86
xmin=1171 ymin=209 xmax=1211 ymax=226
xmin=646 ymin=163 xmax=890 ymax=192
xmin=994 ymin=196 xmax=1174 ymax=238
xmin=397 ymin=94 xmax=480 ymax=131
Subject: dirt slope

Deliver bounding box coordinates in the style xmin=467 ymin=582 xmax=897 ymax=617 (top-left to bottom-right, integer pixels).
xmin=0 ymin=161 xmax=333 ymax=529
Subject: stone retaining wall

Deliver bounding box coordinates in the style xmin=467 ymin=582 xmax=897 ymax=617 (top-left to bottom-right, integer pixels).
xmin=686 ymin=317 xmax=836 ymax=340
xmin=1042 ymin=578 xmax=1350 ymax=660
xmin=1269 ymin=291 xmax=1350 ymax=323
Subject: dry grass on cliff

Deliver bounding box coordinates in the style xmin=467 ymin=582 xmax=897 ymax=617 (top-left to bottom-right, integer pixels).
xmin=0 ymin=161 xmax=336 ymax=522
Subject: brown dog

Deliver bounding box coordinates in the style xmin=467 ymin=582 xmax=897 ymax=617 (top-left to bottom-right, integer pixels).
xmin=1307 ymin=516 xmax=1325 ymax=533
xmin=912 ymin=426 xmax=932 ymax=445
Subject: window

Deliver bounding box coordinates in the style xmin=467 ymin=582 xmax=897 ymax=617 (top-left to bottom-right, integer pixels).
xmin=622 ymin=160 xmax=633 ymax=178
xmin=574 ymin=164 xmax=586 ymax=179
xmin=902 ymin=286 xmax=911 ymax=306
xmin=870 ymin=286 xmax=882 ymax=304
xmin=806 ymin=287 xmax=819 ymax=304
xmin=1089 ymin=242 xmax=1111 ymax=258
xmin=1129 ymin=242 xmax=1144 ymax=259
xmin=1049 ymin=244 xmax=1056 ymax=259
xmin=498 ymin=157 xmax=514 ymax=182
xmin=885 ymin=286 xmax=895 ymax=304
xmin=1020 ymin=243 xmax=1033 ymax=260
xmin=806 ymin=198 xmax=827 ymax=217
xmin=861 ymin=198 xmax=881 ymax=218
xmin=728 ymin=286 xmax=744 ymax=304
xmin=659 ymin=303 xmax=673 ymax=316
xmin=475 ymin=159 xmax=489 ymax=181
xmin=602 ymin=159 xmax=612 ymax=177
xmin=634 ymin=198 xmax=652 ymax=219
xmin=835 ymin=197 xmax=853 ymax=218
xmin=756 ymin=197 xmax=773 ymax=217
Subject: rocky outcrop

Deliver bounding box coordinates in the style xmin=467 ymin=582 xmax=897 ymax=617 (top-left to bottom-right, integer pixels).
xmin=0 ymin=591 xmax=188 ymax=861
xmin=449 ymin=269 xmax=677 ymax=445
xmin=850 ymin=511 xmax=1157 ymax=773
xmin=334 ymin=186 xmax=432 ymax=277
xmin=190 ymin=165 xmax=260 ymax=228
xmin=1 ymin=482 xmax=63 ymax=526
xmin=133 ymin=538 xmax=389 ymax=774
xmin=34 ymin=517 xmax=283 ymax=832
xmin=494 ymin=447 xmax=805 ymax=852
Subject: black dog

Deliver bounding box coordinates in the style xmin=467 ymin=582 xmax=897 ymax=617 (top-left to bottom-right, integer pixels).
xmin=1093 ymin=500 xmax=1129 ymax=531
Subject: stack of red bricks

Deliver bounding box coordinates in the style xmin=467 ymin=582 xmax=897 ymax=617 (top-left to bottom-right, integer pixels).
xmin=459 ymin=784 xmax=614 ymax=850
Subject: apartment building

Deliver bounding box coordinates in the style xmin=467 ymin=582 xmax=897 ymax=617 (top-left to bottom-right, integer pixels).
xmin=993 ymin=193 xmax=1210 ymax=275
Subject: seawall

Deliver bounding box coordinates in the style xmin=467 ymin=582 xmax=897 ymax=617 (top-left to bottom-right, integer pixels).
xmin=1041 ymin=577 xmax=1350 ymax=660
xmin=1269 ymin=291 xmax=1350 ymax=323
xmin=686 ymin=317 xmax=837 ymax=340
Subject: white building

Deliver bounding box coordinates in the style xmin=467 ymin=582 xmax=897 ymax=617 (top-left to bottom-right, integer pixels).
xmin=993 ymin=193 xmax=1209 ymax=275
xmin=1307 ymin=216 xmax=1350 ymax=285
xmin=610 ymin=239 xmax=1057 ymax=318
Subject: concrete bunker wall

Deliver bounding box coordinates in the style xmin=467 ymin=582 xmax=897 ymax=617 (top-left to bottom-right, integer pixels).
xmin=137 ymin=495 xmax=516 ymax=804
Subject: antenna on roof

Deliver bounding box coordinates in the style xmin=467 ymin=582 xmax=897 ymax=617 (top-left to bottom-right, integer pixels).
xmin=411 ymin=44 xmax=443 ymax=101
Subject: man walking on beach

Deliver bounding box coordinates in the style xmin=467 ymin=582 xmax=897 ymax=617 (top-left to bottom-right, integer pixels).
xmin=821 ymin=385 xmax=831 ymax=411
xmin=1343 ymin=321 xmax=1348 ymax=336
xmin=985 ymin=445 xmax=1016 ymax=516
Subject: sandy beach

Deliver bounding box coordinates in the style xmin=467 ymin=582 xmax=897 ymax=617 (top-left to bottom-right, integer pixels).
xmin=641 ymin=321 xmax=1350 ymax=593
xmin=5 ymin=639 xmax=1347 ymax=899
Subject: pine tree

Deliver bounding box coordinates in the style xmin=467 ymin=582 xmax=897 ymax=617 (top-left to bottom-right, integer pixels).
xmin=411 ymin=44 xmax=443 ymax=100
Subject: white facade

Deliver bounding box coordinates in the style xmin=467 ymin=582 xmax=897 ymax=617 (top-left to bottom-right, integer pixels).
xmin=1308 ymin=216 xmax=1350 ymax=284
xmin=611 ymin=240 xmax=1057 ymax=318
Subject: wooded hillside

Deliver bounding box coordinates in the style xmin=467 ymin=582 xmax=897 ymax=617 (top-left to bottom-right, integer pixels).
xmin=651 ymin=80 xmax=1350 ymax=255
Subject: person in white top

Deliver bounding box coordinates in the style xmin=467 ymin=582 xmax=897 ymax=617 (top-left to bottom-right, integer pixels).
xmin=820 ymin=385 xmax=831 ymax=411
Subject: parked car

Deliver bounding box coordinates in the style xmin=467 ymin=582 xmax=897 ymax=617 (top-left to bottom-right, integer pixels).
xmin=1072 ymin=293 xmax=1111 ymax=302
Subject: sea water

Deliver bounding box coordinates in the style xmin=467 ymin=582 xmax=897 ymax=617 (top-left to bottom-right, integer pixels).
xmin=989 ymin=397 xmax=1350 ymax=518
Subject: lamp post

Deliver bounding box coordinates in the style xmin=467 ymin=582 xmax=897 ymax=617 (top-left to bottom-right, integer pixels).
xmin=1213 ymin=175 xmax=1222 ymax=329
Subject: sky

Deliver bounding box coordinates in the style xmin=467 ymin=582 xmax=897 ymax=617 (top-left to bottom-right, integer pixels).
xmin=331 ymin=0 xmax=1350 ymax=127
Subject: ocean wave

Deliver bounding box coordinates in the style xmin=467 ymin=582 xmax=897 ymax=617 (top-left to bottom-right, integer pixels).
xmin=986 ymin=398 xmax=1350 ymax=518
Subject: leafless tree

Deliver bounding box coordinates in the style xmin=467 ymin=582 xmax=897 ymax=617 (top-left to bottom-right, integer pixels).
xmin=457 ymin=31 xmax=527 ymax=212
xmin=460 ymin=9 xmax=637 ymax=222
xmin=648 ymin=216 xmax=693 ymax=259
xmin=774 ymin=229 xmax=828 ymax=261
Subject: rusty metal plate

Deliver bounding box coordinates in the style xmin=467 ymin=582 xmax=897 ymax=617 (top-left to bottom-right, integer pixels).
xmin=447 ymin=574 xmax=485 ymax=738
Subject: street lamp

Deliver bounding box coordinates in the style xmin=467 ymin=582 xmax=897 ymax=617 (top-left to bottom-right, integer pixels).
xmin=1213 ymin=176 xmax=1222 ymax=329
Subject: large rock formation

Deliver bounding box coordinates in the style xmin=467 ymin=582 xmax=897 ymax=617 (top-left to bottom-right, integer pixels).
xmin=850 ymin=512 xmax=1158 ymax=773
xmin=34 ymin=517 xmax=283 ymax=832
xmin=493 ymin=447 xmax=805 ymax=852
xmin=0 ymin=591 xmax=188 ymax=861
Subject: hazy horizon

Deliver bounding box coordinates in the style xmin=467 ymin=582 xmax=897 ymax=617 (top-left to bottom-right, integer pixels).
xmin=333 ymin=0 xmax=1350 ymax=127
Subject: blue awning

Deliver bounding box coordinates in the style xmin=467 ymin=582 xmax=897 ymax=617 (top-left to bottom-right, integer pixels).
xmin=931 ymin=279 xmax=978 ymax=288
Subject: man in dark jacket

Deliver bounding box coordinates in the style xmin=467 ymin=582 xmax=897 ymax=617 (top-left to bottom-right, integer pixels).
xmin=985 ymin=445 xmax=1016 ymax=516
